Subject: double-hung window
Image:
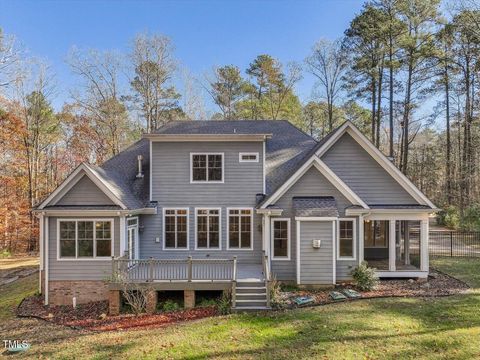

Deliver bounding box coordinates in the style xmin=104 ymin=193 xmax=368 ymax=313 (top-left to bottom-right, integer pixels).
xmin=164 ymin=209 xmax=188 ymax=249
xmin=58 ymin=219 xmax=112 ymax=259
xmin=272 ymin=219 xmax=290 ymax=260
xmin=338 ymin=219 xmax=356 ymax=259
xmin=191 ymin=153 xmax=223 ymax=182
xmin=196 ymin=209 xmax=221 ymax=249
xmin=228 ymin=209 xmax=252 ymax=249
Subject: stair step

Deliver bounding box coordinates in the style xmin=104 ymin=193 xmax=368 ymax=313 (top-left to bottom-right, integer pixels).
xmin=233 ymin=306 xmax=271 ymax=312
xmin=235 ymin=300 xmax=267 ymax=305
xmin=237 ymin=281 xmax=265 ymax=286
xmin=236 ymin=293 xmax=266 ymax=297
xmin=236 ymin=286 xmax=266 ymax=290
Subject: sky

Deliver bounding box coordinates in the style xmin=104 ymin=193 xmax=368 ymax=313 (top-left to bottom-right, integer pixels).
xmin=0 ymin=0 xmax=365 ymax=112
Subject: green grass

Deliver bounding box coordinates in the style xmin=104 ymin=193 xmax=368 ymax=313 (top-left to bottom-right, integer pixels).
xmin=2 ymin=258 xmax=480 ymax=359
xmin=431 ymin=257 xmax=480 ymax=288
xmin=0 ymin=273 xmax=37 ymax=320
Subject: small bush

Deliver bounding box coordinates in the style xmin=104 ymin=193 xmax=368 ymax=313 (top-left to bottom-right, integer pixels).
xmin=438 ymin=206 xmax=460 ymax=229
xmin=217 ymin=291 xmax=231 ymax=315
xmin=197 ymin=298 xmax=218 ymax=307
xmin=162 ymin=299 xmax=181 ymax=312
xmin=269 ymin=277 xmax=284 ymax=309
xmin=350 ymin=262 xmax=379 ymax=291
xmin=0 ymin=249 xmax=11 ymax=258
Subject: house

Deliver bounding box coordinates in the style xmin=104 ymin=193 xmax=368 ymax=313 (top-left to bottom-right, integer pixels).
xmin=33 ymin=120 xmax=437 ymax=312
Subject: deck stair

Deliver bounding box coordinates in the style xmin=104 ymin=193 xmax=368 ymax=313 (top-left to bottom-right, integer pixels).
xmin=233 ymin=280 xmax=270 ymax=311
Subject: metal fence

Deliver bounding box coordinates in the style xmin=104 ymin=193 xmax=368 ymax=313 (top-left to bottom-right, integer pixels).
xmin=429 ymin=230 xmax=480 ymax=258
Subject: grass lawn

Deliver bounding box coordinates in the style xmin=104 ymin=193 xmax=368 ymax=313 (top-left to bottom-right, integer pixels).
xmin=0 ymin=274 xmax=37 ymax=321
xmin=1 ymin=258 xmax=479 ymax=359
xmin=430 ymin=257 xmax=480 ymax=288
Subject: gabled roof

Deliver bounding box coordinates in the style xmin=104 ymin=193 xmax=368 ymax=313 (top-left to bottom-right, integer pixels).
xmin=36 ymin=163 xmax=128 ymax=210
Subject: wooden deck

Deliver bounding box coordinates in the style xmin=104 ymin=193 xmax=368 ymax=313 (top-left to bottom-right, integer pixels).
xmin=109 ymin=256 xmax=264 ymax=291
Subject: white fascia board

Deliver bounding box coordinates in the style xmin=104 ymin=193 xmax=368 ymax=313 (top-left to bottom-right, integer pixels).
xmin=33 ymin=207 xmax=156 ymax=217
xmin=256 ymin=208 xmax=283 ymax=216
xmin=261 ymin=155 xmax=368 ymax=210
xmin=315 ymin=122 xmax=435 ymax=209
xmin=37 ymin=163 xmax=127 ymax=210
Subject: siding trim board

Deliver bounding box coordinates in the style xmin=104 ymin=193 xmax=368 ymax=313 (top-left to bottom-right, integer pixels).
xmin=316 ymin=122 xmax=436 ymax=208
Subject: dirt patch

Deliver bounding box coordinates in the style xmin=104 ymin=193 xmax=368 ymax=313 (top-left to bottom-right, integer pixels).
xmin=17 ymin=296 xmax=217 ymax=331
xmin=277 ymin=269 xmax=470 ymax=309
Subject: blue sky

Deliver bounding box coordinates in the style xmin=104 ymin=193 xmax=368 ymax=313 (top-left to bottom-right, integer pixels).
xmin=0 ymin=0 xmax=364 ymax=111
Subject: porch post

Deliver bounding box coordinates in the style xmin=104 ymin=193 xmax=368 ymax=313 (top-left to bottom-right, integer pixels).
xmin=119 ymin=215 xmax=126 ymax=256
xmin=389 ymin=220 xmax=396 ymax=271
xmin=358 ymin=215 xmax=364 ymax=265
xmin=420 ymin=219 xmax=429 ymax=272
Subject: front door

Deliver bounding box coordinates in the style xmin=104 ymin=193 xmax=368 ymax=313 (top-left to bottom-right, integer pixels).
xmin=127 ymin=217 xmax=138 ymax=260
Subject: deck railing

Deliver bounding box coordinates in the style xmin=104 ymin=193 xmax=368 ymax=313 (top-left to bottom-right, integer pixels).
xmin=262 ymin=251 xmax=271 ymax=308
xmin=111 ymin=256 xmax=237 ymax=283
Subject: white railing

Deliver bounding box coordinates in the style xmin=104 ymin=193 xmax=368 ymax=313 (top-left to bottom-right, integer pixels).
xmin=112 ymin=256 xmax=237 ymax=283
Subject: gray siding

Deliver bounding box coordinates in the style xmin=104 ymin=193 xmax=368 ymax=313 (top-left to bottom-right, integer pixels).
xmin=271 ymin=166 xmax=353 ymax=281
xmin=48 ymin=216 xmax=120 ymax=280
xmin=322 ymin=132 xmax=417 ymax=204
xmin=299 ymin=221 xmax=334 ymax=284
xmin=56 ymin=175 xmax=115 ymax=206
xmin=140 ymin=141 xmax=264 ymax=263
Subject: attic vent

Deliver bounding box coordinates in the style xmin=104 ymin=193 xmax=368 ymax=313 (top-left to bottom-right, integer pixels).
xmin=136 ymin=155 xmax=144 ymax=178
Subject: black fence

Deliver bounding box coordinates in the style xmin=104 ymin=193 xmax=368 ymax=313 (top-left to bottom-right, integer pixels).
xmin=429 ymin=230 xmax=480 ymax=258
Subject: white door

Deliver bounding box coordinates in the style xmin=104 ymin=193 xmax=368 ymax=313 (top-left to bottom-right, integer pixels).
xmin=127 ymin=217 xmax=138 ymax=260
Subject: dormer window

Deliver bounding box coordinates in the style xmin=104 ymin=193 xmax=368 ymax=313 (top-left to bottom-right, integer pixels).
xmin=190 ymin=153 xmax=224 ymax=183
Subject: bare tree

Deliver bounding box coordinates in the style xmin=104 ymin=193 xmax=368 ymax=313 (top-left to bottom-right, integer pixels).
xmin=0 ymin=28 xmax=25 ymax=89
xmin=67 ymin=48 xmax=130 ymax=159
xmin=129 ymin=33 xmax=180 ymax=132
xmin=306 ymin=39 xmax=348 ymax=132
xmin=182 ymin=69 xmax=206 ymax=120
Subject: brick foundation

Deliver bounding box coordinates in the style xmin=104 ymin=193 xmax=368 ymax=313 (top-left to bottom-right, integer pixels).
xmin=48 ymin=280 xmax=109 ymax=306
xmin=146 ymin=290 xmax=158 ymax=314
xmin=184 ymin=290 xmax=195 ymax=309
xmin=109 ymin=290 xmax=121 ymax=315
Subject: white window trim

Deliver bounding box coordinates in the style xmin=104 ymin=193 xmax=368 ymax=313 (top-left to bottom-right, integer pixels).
xmin=337 ymin=218 xmax=357 ymax=261
xmin=162 ymin=207 xmax=190 ymax=251
xmin=190 ymin=152 xmax=225 ymax=184
xmin=239 ymin=152 xmax=259 ymax=163
xmin=194 ymin=207 xmax=222 ymax=251
xmin=56 ymin=218 xmax=114 ymax=261
xmin=271 ymin=218 xmax=291 ymax=261
xmin=226 ymin=207 xmax=254 ymax=251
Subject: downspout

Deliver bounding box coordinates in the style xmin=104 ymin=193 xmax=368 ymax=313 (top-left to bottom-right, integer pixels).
xmin=44 ymin=216 xmax=49 ymax=305
xmin=38 ymin=213 xmax=44 ymax=294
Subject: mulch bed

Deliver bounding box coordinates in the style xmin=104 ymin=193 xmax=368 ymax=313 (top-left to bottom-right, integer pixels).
xmin=277 ymin=269 xmax=470 ymax=309
xmin=17 ymin=296 xmax=217 ymax=331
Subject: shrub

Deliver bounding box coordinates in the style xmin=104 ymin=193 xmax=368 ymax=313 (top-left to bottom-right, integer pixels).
xmin=162 ymin=300 xmax=181 ymax=312
xmin=350 ymin=262 xmax=379 ymax=291
xmin=437 ymin=206 xmax=460 ymax=229
xmin=0 ymin=249 xmax=11 ymax=258
xmin=269 ymin=277 xmax=284 ymax=309
xmin=197 ymin=298 xmax=218 ymax=307
xmin=217 ymin=291 xmax=231 ymax=315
